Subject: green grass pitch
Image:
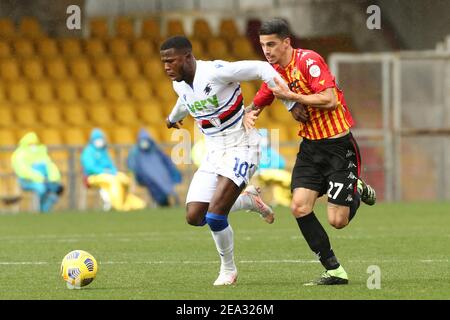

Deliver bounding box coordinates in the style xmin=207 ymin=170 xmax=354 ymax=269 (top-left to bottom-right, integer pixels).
xmin=0 ymin=202 xmax=449 ymax=300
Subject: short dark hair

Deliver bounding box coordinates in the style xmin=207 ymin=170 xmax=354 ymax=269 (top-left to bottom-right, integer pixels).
xmin=259 ymin=18 xmax=291 ymax=39
xmin=160 ymin=35 xmax=192 ymax=52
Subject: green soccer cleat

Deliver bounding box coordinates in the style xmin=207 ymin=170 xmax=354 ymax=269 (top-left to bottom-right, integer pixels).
xmin=304 ymin=265 xmax=349 ymax=286
xmin=357 ymin=178 xmax=376 ymax=206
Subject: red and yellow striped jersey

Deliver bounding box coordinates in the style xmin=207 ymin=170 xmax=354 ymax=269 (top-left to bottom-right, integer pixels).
xmin=254 ymin=48 xmax=354 ymax=140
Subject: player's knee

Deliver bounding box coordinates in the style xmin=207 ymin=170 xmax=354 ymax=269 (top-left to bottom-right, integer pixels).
xmin=185 ymin=214 xmax=206 ymax=226
xmin=328 ymin=215 xmax=348 ymax=229
xmin=290 ymin=201 xmax=313 ymax=218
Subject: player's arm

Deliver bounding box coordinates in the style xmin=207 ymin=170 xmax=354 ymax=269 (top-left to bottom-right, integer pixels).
xmin=166 ymin=97 xmax=189 ymax=129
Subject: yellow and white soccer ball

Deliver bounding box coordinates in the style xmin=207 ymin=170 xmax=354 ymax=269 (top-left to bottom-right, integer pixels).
xmin=60 ymin=250 xmax=98 ymax=289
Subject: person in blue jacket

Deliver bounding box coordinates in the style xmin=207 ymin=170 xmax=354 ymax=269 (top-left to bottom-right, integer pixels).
xmin=127 ymin=128 xmax=182 ymax=206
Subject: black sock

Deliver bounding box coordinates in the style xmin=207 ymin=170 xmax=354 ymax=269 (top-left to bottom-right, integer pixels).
xmin=349 ymin=192 xmax=361 ymax=222
xmin=296 ymin=212 xmax=340 ymax=270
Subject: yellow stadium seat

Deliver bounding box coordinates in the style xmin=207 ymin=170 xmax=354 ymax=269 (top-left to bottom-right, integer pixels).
xmin=63 ymin=104 xmax=89 ymax=126
xmin=137 ymin=98 xmax=165 ymax=125
xmin=19 ymin=17 xmax=44 ymax=38
xmin=22 ymin=58 xmax=44 ymax=81
xmin=132 ymin=38 xmax=155 ymax=58
xmin=167 ymin=19 xmax=185 ymax=37
xmin=68 ymin=57 xmax=92 ymax=80
xmin=38 ymin=104 xmax=63 ymax=127
xmin=12 ymin=39 xmax=35 ymax=57
xmin=84 ymin=38 xmax=106 ymax=57
xmin=0 ymin=129 xmax=16 ymax=147
xmin=90 ymin=17 xmax=109 ymax=38
xmin=60 ymin=38 xmax=82 ymax=57
xmin=129 ymin=78 xmax=153 ymax=102
xmin=112 ymin=103 xmax=139 ymax=125
xmin=92 ymin=57 xmax=117 ymax=80
xmin=0 ymin=40 xmax=11 ymax=58
xmin=31 ymin=80 xmax=54 ymax=104
xmin=39 ymin=128 xmax=63 ymax=145
xmin=0 ymin=58 xmax=20 ymax=81
xmin=154 ymin=80 xmax=178 ymax=106
xmin=190 ymin=39 xmax=209 ymax=60
xmin=219 ymin=19 xmax=240 ymax=42
xmin=36 ymin=38 xmax=59 ymax=57
xmin=117 ymin=57 xmax=140 ymax=80
xmin=115 ymin=17 xmax=135 ymax=39
xmin=108 ymin=38 xmax=129 ymax=57
xmin=45 ymin=58 xmax=68 ymax=80
xmin=13 ymin=106 xmax=38 ymax=127
xmin=0 ymin=83 xmax=6 ymax=104
xmin=206 ymin=37 xmax=230 ymax=61
xmin=0 ymin=18 xmax=16 ymax=39
xmin=239 ymin=82 xmax=257 ymax=106
xmin=141 ymin=18 xmax=161 ymax=41
xmin=193 ymin=19 xmax=213 ymax=41
xmin=55 ymin=80 xmax=78 ymax=103
xmin=79 ymin=80 xmax=104 ymax=103
xmin=88 ymin=103 xmax=113 ymax=126
xmin=111 ymin=126 xmax=135 ymax=144
xmin=63 ymin=127 xmax=86 ymax=145
xmin=270 ymin=100 xmax=294 ymax=124
xmin=7 ymin=81 xmax=30 ymax=104
xmin=142 ymin=126 xmax=161 ymax=143
xmin=0 ymin=107 xmax=14 ymax=128
xmin=141 ymin=57 xmax=165 ymax=81
xmin=104 ymin=79 xmax=128 ymax=102
xmin=232 ymin=36 xmax=259 ymax=60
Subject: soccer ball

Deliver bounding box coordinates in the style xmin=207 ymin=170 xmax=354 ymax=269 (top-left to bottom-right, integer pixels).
xmin=60 ymin=250 xmax=98 ymax=289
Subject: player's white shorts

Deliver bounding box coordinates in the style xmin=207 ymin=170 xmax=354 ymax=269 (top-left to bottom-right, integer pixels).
xmin=186 ymin=129 xmax=260 ymax=204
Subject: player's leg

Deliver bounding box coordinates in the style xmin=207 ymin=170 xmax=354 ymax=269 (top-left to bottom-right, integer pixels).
xmin=185 ymin=169 xmax=217 ymax=226
xmin=229 ymin=185 xmax=275 ymax=224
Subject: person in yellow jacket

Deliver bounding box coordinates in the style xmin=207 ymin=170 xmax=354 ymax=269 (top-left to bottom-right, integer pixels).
xmin=11 ymin=132 xmax=64 ymax=213
xmin=80 ymin=129 xmax=145 ymax=211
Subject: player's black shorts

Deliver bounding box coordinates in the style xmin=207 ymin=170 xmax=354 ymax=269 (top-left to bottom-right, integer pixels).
xmin=291 ymin=132 xmax=361 ymax=206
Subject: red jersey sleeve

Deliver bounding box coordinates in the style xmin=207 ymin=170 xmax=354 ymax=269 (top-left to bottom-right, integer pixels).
xmin=253 ymin=82 xmax=275 ymax=108
xmin=298 ymin=50 xmax=335 ymax=93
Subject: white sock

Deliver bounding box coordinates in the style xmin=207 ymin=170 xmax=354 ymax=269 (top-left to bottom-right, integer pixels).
xmin=210 ymin=225 xmax=236 ymax=272
xmin=229 ymin=194 xmax=253 ymax=212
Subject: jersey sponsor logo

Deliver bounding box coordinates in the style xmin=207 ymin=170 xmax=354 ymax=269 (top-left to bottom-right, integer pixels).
xmin=309 ymin=65 xmax=321 ymax=78
xmin=186 ymin=94 xmax=219 ymax=113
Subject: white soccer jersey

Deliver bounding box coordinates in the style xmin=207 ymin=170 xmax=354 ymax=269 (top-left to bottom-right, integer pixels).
xmin=168 ymin=60 xmax=293 ymax=140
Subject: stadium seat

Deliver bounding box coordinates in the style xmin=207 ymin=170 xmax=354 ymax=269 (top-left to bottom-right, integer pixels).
xmin=63 ymin=104 xmax=89 ymax=126
xmin=0 ymin=58 xmax=20 ymax=81
xmin=231 ymin=36 xmax=259 ymax=60
xmin=141 ymin=57 xmax=165 ymax=81
xmin=190 ymin=39 xmax=209 ymax=60
xmin=108 ymin=38 xmax=129 ymax=57
xmin=154 ymin=80 xmax=178 ymax=107
xmin=167 ymin=19 xmax=185 ymax=36
xmin=128 ymin=78 xmax=153 ymax=102
xmin=206 ymin=37 xmax=231 ymax=61
xmin=90 ymin=17 xmax=109 ymax=38
xmin=68 ymin=57 xmax=92 ymax=81
xmin=22 ymin=58 xmax=44 ymax=81
xmin=88 ymin=103 xmax=113 ymax=126
xmin=84 ymin=38 xmax=106 ymax=57
xmin=39 ymin=128 xmax=63 ymax=145
xmin=63 ymin=127 xmax=86 ymax=145
xmin=115 ymin=17 xmax=135 ymax=39
xmin=270 ymin=100 xmax=294 ymax=124
xmin=0 ymin=40 xmax=11 ymax=58
xmin=13 ymin=106 xmax=38 ymax=127
xmin=0 ymin=18 xmax=16 ymax=39
xmin=239 ymin=82 xmax=257 ymax=106
xmin=110 ymin=126 xmax=135 ymax=144
xmin=60 ymin=38 xmax=82 ymax=57
xmin=143 ymin=126 xmax=161 ymax=143
xmin=132 ymin=38 xmax=155 ymax=59
xmin=31 ymin=80 xmax=54 ymax=104
xmin=38 ymin=104 xmax=63 ymax=127
xmin=117 ymin=57 xmax=140 ymax=80
xmin=141 ymin=17 xmax=161 ymax=41
xmin=104 ymin=79 xmax=128 ymax=102
xmin=79 ymin=80 xmax=104 ymax=103
xmin=92 ymin=57 xmax=116 ymax=80
xmin=193 ymin=19 xmax=213 ymax=41
xmin=219 ymin=19 xmax=240 ymax=42
xmin=112 ymin=102 xmax=139 ymax=125
xmin=137 ymin=98 xmax=165 ymax=125
xmin=7 ymin=81 xmax=30 ymax=104
xmin=0 ymin=129 xmax=16 ymax=147
xmin=36 ymin=38 xmax=59 ymax=57
xmin=12 ymin=38 xmax=35 ymax=57
xmin=0 ymin=107 xmax=14 ymax=128
xmin=45 ymin=58 xmax=68 ymax=80
xmin=55 ymin=80 xmax=78 ymax=103
xmin=0 ymin=83 xmax=6 ymax=104
xmin=19 ymin=17 xmax=44 ymax=38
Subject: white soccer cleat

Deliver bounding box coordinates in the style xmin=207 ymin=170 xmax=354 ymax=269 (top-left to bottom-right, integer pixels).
xmin=213 ymin=270 xmax=238 ymax=286
xmin=243 ymin=185 xmax=275 ymax=224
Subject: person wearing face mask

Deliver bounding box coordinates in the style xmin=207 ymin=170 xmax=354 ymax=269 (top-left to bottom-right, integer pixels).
xmin=81 ymin=128 xmax=146 ymax=211
xmin=127 ymin=128 xmax=182 ymax=207
xmin=11 ymin=132 xmax=64 ymax=213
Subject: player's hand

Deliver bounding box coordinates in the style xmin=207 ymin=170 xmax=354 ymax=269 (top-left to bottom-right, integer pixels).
xmin=269 ymin=77 xmax=295 ymax=101
xmin=290 ymin=102 xmax=310 ymax=123
xmin=166 ymin=118 xmax=183 ymax=129
xmin=243 ymin=109 xmax=259 ymax=132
